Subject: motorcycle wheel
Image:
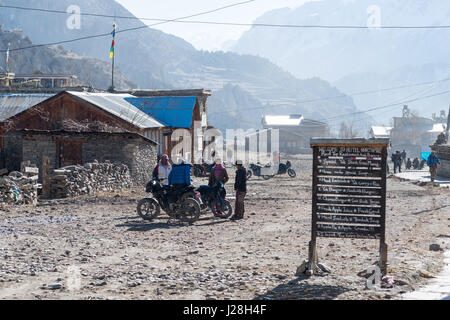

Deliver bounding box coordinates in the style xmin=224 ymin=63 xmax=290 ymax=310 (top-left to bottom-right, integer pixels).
xmin=137 ymin=198 xmax=160 ymax=221
xmin=246 ymin=169 xmax=253 ymax=180
xmin=211 ymin=199 xmax=233 ymax=219
xmin=287 ymin=168 xmax=297 ymax=178
xmin=262 ymin=175 xmax=274 ymax=180
xmin=179 ymin=198 xmax=201 ymax=225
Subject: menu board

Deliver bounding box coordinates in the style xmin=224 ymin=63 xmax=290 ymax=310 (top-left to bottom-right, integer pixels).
xmin=307 ymin=139 xmax=389 ymax=275
xmin=311 ymin=142 xmax=387 ymax=240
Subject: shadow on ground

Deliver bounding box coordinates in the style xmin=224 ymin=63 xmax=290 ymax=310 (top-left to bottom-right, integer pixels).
xmin=253 ymin=276 xmax=352 ymax=300
xmin=115 ymin=216 xmax=229 ymax=231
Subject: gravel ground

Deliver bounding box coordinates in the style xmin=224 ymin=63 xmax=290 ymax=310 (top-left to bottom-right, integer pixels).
xmin=0 ymin=155 xmax=449 ymax=300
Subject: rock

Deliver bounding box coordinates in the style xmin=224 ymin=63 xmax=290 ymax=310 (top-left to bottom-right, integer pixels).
xmin=295 ymin=260 xmax=308 ymax=276
xmin=418 ymin=270 xmax=435 ymax=279
xmin=429 ymin=244 xmax=442 ymax=252
xmin=317 ymin=263 xmax=331 ymax=273
xmin=41 ymin=283 xmax=62 ymax=290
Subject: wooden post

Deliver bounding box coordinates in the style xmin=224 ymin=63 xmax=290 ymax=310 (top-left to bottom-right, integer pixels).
xmin=42 ymin=156 xmax=51 ymax=199
xmin=379 ymin=146 xmax=388 ymax=275
xmin=307 ymin=146 xmax=320 ymax=274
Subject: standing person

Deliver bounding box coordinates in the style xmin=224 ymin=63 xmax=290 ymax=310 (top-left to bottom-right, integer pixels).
xmin=427 ymin=152 xmax=440 ymax=182
xmin=209 ymin=158 xmax=229 ymax=187
xmin=401 ymin=150 xmax=407 ymax=167
xmin=152 ymin=154 xmax=172 ymax=185
xmin=231 ymin=160 xmax=246 ymax=221
xmin=393 ymin=151 xmax=402 ymax=173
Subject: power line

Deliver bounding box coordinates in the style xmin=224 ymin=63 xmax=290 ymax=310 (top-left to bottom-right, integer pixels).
xmin=209 ymin=76 xmax=450 ymax=115
xmin=0 ymin=1 xmax=257 ymax=23
xmin=3 ymin=3 xmax=450 ymax=30
xmin=318 ymin=88 xmax=450 ymax=122
xmin=0 ymin=0 xmax=257 ymax=53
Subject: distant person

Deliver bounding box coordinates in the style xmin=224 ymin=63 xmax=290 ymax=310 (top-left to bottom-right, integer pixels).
xmin=435 ymin=132 xmax=446 ymax=145
xmin=427 ymin=152 xmax=440 ymax=182
xmin=401 ymin=150 xmax=407 ymax=166
xmin=231 ymin=160 xmax=247 ymax=221
xmin=406 ymin=158 xmax=412 ymax=170
xmin=393 ymin=151 xmax=402 ymax=173
xmin=152 ymin=154 xmax=172 ymax=185
xmin=413 ymin=157 xmax=420 ymax=170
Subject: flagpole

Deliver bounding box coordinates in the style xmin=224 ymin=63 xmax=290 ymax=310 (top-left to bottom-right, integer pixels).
xmin=110 ymin=22 xmax=116 ymax=92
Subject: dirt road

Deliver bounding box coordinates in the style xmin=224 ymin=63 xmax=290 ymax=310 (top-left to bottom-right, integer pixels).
xmin=0 ymin=155 xmax=448 ymax=300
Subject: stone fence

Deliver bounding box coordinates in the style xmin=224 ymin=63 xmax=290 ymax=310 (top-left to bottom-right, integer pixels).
xmin=45 ymin=161 xmax=133 ymax=199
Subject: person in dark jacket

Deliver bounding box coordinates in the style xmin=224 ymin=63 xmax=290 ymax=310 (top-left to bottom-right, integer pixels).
xmin=208 ymin=158 xmax=229 ymax=187
xmin=393 ymin=151 xmax=402 ymax=173
xmin=230 ymin=160 xmax=247 ymax=221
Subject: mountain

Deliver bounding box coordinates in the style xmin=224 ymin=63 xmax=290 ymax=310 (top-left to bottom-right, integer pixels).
xmin=231 ymin=0 xmax=450 ymax=125
xmin=334 ymin=63 xmax=450 ymax=124
xmin=232 ymin=0 xmax=450 ymax=82
xmin=0 ymin=26 xmax=135 ymax=89
xmin=0 ymin=0 xmax=363 ymax=132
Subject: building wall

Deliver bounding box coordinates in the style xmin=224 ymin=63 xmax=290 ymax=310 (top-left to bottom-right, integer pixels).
xmin=3 ymin=131 xmax=156 ymax=184
xmin=22 ymin=138 xmax=57 ymax=180
xmin=3 ymin=132 xmax=23 ymax=172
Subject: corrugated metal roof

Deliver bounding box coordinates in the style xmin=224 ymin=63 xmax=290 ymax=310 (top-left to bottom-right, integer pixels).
xmin=427 ymin=123 xmax=446 ymax=133
xmin=68 ymin=91 xmax=163 ymax=129
xmin=371 ymin=126 xmax=392 ymax=137
xmin=126 ymin=96 xmax=197 ymax=128
xmin=263 ymin=115 xmax=304 ymax=126
xmin=0 ymin=93 xmax=54 ymax=121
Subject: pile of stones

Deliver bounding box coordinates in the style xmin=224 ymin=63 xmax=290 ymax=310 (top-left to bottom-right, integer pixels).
xmin=48 ymin=161 xmax=132 ymax=199
xmin=0 ymin=170 xmax=40 ymax=205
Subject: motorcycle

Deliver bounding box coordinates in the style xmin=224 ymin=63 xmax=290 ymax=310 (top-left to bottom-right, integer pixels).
xmin=196 ymin=182 xmax=233 ymax=219
xmin=193 ymin=162 xmax=214 ymax=177
xmin=247 ymin=161 xmax=296 ymax=180
xmin=278 ymin=161 xmax=297 ymax=178
xmin=137 ymin=178 xmax=200 ymax=224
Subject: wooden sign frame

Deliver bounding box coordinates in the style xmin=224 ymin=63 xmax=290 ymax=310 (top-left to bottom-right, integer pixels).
xmin=307 ymin=138 xmax=389 ymax=276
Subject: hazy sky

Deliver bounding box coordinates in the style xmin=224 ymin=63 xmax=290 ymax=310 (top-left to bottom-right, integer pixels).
xmin=115 ymin=0 xmax=309 ymax=51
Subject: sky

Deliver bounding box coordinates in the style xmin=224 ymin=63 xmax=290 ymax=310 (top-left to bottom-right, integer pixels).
xmin=115 ymin=0 xmax=309 ymax=51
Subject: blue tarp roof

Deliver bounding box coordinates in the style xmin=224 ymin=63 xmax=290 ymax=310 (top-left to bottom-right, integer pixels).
xmin=126 ymin=96 xmax=197 ymax=128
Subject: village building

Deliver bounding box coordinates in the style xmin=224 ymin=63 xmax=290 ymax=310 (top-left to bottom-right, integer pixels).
xmin=261 ymin=114 xmax=329 ymax=154
xmin=0 ymin=91 xmax=163 ymax=183
xmin=0 ymin=73 xmax=81 ymax=89
xmin=370 ymin=126 xmax=393 ymax=139
xmin=124 ymin=89 xmax=211 ymax=163
xmin=390 ymin=108 xmax=447 ymax=157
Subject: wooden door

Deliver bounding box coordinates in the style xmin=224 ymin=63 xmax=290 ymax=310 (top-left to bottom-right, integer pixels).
xmin=57 ymin=139 xmax=83 ymax=168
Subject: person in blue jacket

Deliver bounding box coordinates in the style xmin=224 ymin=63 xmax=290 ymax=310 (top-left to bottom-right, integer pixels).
xmin=168 ymin=158 xmax=192 ymax=188
xmin=427 ymin=152 xmax=440 ymax=182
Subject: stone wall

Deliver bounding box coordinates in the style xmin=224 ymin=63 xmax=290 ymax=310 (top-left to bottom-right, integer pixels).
xmin=435 ymin=144 xmax=450 ymax=178
xmin=0 ymin=164 xmax=40 ymax=205
xmin=47 ymin=161 xmax=132 ymax=199
xmin=82 ymin=134 xmax=156 ymax=185
xmin=22 ymin=139 xmax=57 ymax=181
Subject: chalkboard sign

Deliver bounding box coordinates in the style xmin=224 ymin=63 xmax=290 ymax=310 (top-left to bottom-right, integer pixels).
xmin=307 ymin=138 xmax=389 ymax=275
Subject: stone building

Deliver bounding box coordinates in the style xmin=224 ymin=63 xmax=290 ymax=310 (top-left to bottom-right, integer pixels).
xmin=0 ymin=91 xmax=162 ymax=183
xmin=4 ymin=130 xmax=156 ymax=183
xmin=261 ymin=114 xmax=329 ymax=154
